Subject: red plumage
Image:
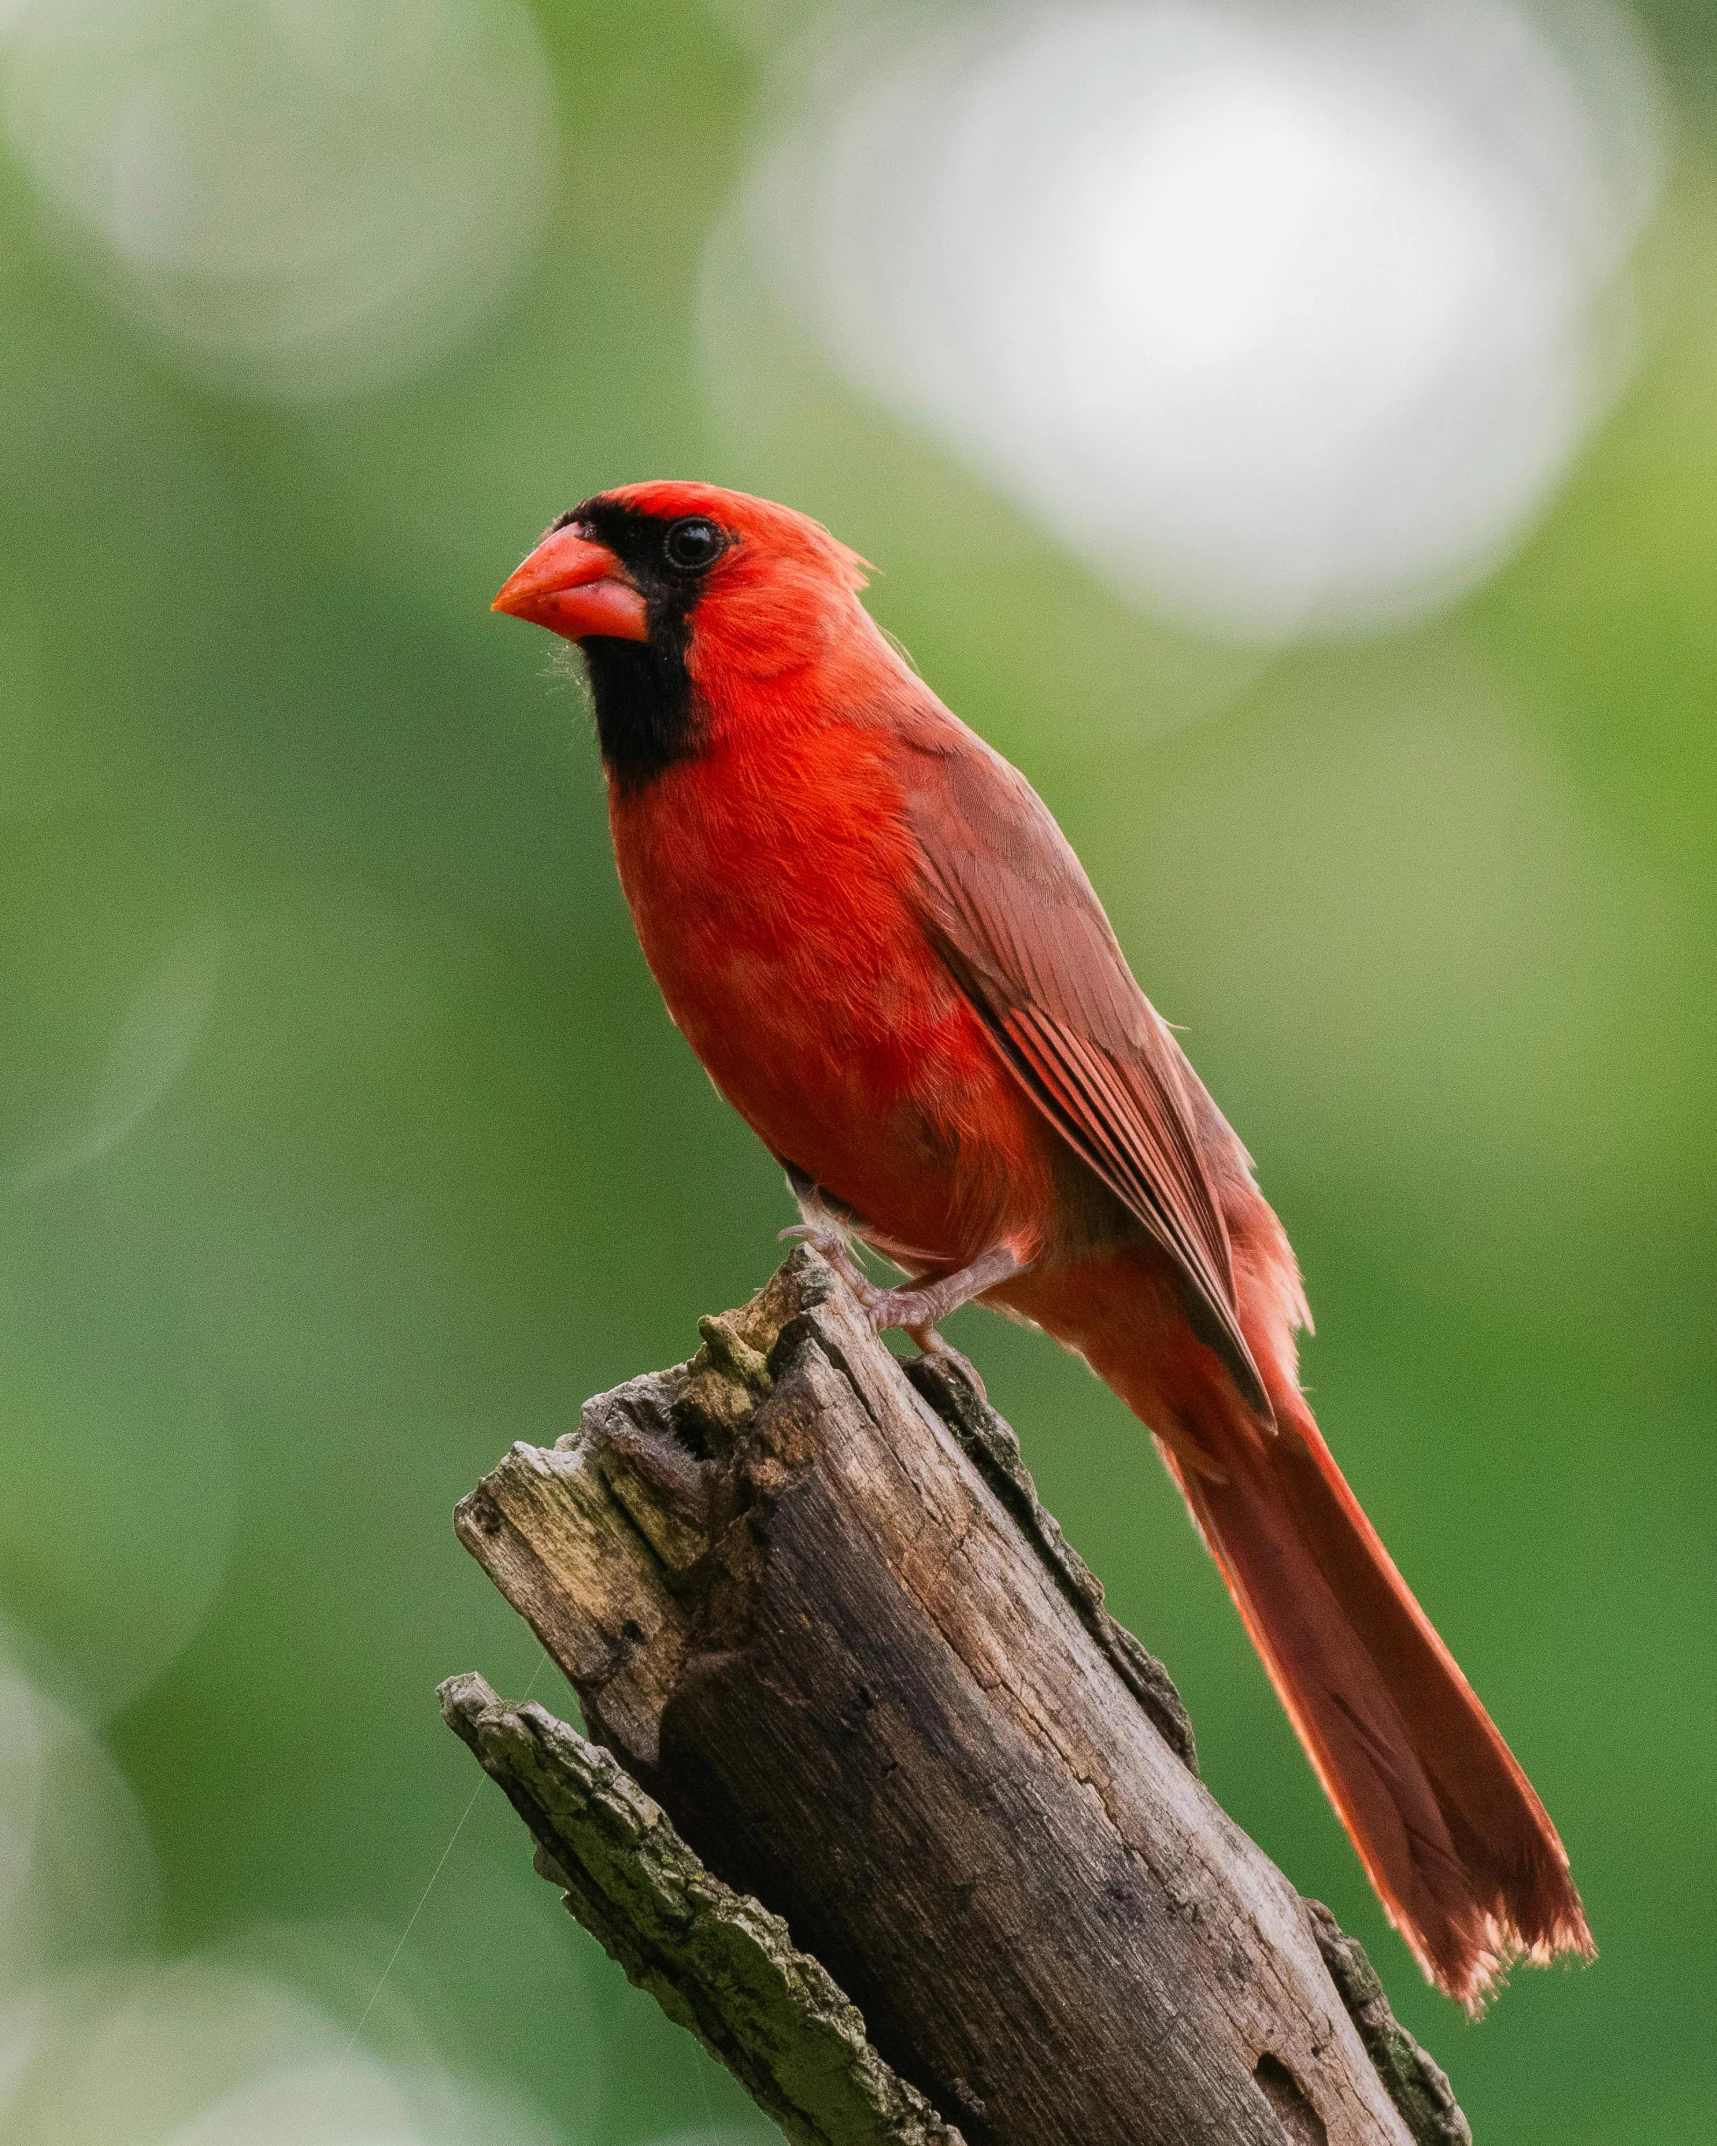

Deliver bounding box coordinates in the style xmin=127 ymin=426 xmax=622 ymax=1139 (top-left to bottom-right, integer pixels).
xmin=494 ymin=480 xmax=1593 ymax=2008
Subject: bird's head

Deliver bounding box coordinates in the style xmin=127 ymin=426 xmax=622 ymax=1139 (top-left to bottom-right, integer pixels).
xmin=492 ymin=481 xmax=876 ymax=788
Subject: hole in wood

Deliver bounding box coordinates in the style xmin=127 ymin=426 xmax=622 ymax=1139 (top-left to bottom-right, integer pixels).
xmin=1254 ymin=2052 xmax=1329 ymax=2145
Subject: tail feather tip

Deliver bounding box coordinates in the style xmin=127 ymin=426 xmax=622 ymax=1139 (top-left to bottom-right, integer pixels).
xmin=1421 ymin=1894 xmax=1596 ymax=2016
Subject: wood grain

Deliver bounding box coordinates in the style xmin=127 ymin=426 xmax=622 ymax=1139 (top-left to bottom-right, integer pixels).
xmin=450 ymin=1248 xmax=1467 ymax=2146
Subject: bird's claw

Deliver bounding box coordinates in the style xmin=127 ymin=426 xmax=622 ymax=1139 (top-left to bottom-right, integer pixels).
xmin=859 ymin=1285 xmax=938 ymax=1334
xmin=864 ymin=1292 xmax=991 ymax=1402
xmin=779 ymin=1227 xmax=986 ymax=1396
xmin=904 ymin=1327 xmax=989 ymax=1404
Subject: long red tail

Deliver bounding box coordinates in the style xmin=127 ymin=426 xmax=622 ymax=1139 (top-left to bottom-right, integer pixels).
xmin=1158 ymin=1395 xmax=1593 ymax=2008
xmin=1018 ymin=1247 xmax=1594 ymax=2008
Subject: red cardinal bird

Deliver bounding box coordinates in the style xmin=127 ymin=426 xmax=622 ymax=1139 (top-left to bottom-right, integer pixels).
xmin=493 ymin=480 xmax=1592 ymax=2008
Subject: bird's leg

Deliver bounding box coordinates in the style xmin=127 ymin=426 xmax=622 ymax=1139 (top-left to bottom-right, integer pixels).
xmin=859 ymin=1244 xmax=1031 ymax=1404
xmin=862 ymin=1243 xmax=1029 ymax=1350
xmin=781 ymin=1226 xmax=1026 ymax=1397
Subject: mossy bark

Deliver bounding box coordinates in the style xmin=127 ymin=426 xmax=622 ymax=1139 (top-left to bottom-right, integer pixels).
xmin=440 ymin=1673 xmax=963 ymax=2146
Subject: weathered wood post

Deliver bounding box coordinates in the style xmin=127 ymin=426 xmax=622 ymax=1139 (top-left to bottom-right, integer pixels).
xmin=441 ymin=1247 xmax=1468 ymax=2146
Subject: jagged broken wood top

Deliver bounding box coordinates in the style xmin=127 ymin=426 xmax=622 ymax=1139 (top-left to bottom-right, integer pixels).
xmin=445 ymin=1248 xmax=1468 ymax=2146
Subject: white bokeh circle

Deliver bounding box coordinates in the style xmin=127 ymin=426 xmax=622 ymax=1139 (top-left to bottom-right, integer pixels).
xmin=0 ymin=0 xmax=559 ymax=401
xmin=0 ymin=1642 xmax=556 ymax=2146
xmin=0 ymin=1959 xmax=561 ymax=2146
xmin=715 ymin=0 xmax=1665 ymax=638
xmin=0 ymin=1646 xmax=158 ymax=1993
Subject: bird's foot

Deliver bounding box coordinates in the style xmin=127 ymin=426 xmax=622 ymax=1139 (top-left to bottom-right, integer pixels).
xmin=780 ymin=1228 xmax=1023 ymax=1404
xmin=859 ymin=1284 xmax=950 ymax=1337
xmin=860 ymin=1244 xmax=1029 ymax=1342
xmin=897 ymin=1317 xmax=988 ymax=1403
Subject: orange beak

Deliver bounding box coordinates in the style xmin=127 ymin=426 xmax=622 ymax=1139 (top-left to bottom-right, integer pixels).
xmin=491 ymin=526 xmax=649 ymax=643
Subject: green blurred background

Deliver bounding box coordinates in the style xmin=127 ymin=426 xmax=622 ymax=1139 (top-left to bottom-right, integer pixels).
xmin=0 ymin=2 xmax=1711 ymax=2141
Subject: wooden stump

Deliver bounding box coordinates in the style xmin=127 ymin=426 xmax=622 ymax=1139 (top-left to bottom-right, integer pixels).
xmin=443 ymin=1248 xmax=1468 ymax=2146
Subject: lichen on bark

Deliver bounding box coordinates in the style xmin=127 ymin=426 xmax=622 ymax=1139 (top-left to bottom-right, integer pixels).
xmin=439 ymin=1671 xmax=966 ymax=2146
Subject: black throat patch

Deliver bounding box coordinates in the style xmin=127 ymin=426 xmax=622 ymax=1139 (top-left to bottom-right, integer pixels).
xmin=557 ymin=498 xmax=728 ymax=791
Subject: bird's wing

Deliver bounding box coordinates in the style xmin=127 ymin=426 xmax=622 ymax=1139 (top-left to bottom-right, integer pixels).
xmin=898 ymin=706 xmax=1269 ymax=1416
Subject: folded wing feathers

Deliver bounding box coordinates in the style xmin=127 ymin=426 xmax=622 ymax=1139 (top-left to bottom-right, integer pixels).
xmin=1002 ymin=1007 xmax=1266 ymax=1411
xmin=902 ymin=715 xmax=1269 ymax=1408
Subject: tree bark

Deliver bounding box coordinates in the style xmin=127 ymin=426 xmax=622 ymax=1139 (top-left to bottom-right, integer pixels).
xmin=444 ymin=1246 xmax=1469 ymax=2146
xmin=440 ymin=1671 xmax=962 ymax=2146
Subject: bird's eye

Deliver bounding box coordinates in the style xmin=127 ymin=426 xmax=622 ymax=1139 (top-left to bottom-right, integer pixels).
xmin=663 ymin=517 xmax=724 ymax=571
